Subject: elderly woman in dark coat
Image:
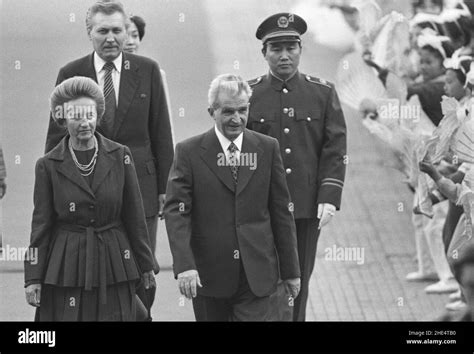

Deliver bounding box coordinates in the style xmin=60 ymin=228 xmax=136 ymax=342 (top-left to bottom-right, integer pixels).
xmin=24 ymin=76 xmax=156 ymax=321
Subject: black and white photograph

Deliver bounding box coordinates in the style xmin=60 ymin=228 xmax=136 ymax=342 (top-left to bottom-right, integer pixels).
xmin=0 ymin=0 xmax=473 ymax=351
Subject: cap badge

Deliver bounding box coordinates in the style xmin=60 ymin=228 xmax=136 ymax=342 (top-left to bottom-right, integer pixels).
xmin=277 ymin=16 xmax=289 ymax=28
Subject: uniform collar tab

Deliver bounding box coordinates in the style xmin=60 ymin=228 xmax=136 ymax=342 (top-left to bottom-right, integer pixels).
xmin=268 ymin=70 xmax=299 ymax=91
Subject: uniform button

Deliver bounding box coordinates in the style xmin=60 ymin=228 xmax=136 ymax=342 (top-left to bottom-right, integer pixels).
xmin=286 ymin=168 xmax=292 ymax=174
xmin=90 ymin=219 xmax=95 ymax=224
xmin=283 ymin=108 xmax=289 ymax=114
xmin=260 ymin=118 xmax=265 ymax=123
xmin=285 ymin=148 xmax=291 ymax=154
xmin=283 ymin=88 xmax=288 ymax=94
xmin=284 ymin=128 xmax=290 ymax=134
xmin=307 ymin=117 xmax=311 ymax=122
xmin=89 ymin=205 xmax=95 ymax=210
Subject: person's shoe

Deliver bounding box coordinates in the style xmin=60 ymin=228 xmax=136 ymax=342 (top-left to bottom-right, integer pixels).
xmin=425 ymin=279 xmax=459 ymax=294
xmin=406 ymin=271 xmax=439 ymax=282
xmin=448 ymin=290 xmax=462 ymax=302
xmin=445 ymin=300 xmax=467 ymax=311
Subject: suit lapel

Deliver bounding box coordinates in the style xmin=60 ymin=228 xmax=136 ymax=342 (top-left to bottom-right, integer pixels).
xmin=113 ymin=52 xmax=140 ymax=138
xmin=91 ymin=135 xmax=117 ymax=194
xmin=236 ymin=130 xmax=262 ymax=195
xmin=80 ymin=53 xmax=98 ymax=82
xmin=52 ymin=137 xmax=95 ymax=199
xmin=200 ymin=129 xmax=236 ymax=193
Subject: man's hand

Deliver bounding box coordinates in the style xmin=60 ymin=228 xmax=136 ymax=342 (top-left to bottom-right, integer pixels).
xmin=142 ymin=270 xmax=156 ymax=290
xmin=158 ymin=194 xmax=166 ymax=219
xmin=0 ymin=179 xmax=6 ymax=199
xmin=177 ymin=269 xmax=202 ymax=299
xmin=284 ymin=277 xmax=301 ymax=299
xmin=25 ymin=284 xmax=41 ymax=307
xmin=317 ymin=203 xmax=336 ymax=230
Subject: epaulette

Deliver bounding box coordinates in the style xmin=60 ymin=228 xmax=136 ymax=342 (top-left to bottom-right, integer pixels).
xmin=248 ymin=76 xmax=263 ymax=86
xmin=305 ymin=75 xmax=331 ymax=88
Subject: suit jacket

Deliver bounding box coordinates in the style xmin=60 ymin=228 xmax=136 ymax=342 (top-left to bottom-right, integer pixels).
xmin=25 ymin=133 xmax=155 ymax=289
xmin=164 ymin=128 xmax=300 ymax=298
xmin=247 ymin=72 xmax=347 ymax=219
xmin=44 ymin=52 xmax=174 ymax=217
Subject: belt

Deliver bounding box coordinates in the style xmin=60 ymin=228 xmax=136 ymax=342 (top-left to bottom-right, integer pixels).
xmin=57 ymin=221 xmax=122 ymax=304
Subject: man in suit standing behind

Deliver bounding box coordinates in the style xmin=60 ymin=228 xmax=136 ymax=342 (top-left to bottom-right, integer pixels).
xmin=44 ymin=1 xmax=174 ymax=273
xmin=164 ymin=74 xmax=300 ymax=321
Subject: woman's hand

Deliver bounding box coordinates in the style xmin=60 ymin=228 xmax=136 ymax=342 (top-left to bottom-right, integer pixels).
xmin=142 ymin=271 xmax=156 ymax=290
xmin=359 ymin=98 xmax=378 ymax=120
xmin=25 ymin=284 xmax=41 ymax=307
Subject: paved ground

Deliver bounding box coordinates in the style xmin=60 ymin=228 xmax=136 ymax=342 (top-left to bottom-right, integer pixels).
xmin=0 ymin=0 xmax=452 ymax=321
xmin=306 ymin=105 xmax=449 ymax=321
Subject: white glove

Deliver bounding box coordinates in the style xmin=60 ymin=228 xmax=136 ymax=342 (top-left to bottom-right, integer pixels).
xmin=317 ymin=203 xmax=336 ymax=230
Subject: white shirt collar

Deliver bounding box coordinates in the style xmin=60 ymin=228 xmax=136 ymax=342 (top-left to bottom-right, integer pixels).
xmin=214 ymin=125 xmax=243 ymax=152
xmin=94 ymin=51 xmax=123 ymax=73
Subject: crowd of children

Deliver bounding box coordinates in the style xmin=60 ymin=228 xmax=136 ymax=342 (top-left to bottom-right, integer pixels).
xmin=338 ymin=0 xmax=474 ymax=317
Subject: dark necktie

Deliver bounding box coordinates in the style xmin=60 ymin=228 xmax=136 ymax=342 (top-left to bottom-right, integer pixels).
xmin=228 ymin=142 xmax=239 ymax=184
xmin=101 ymin=62 xmax=116 ymax=137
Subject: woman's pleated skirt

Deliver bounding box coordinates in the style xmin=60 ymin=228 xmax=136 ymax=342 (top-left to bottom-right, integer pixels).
xmin=36 ymin=281 xmax=137 ymax=321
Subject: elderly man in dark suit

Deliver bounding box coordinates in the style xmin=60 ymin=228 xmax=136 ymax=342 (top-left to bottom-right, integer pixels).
xmin=164 ymin=74 xmax=300 ymax=321
xmin=247 ymin=13 xmax=347 ymax=321
xmin=44 ymin=1 xmax=174 ymax=271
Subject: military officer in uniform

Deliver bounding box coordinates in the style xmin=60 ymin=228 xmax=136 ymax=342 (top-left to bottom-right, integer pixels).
xmin=247 ymin=13 xmax=347 ymax=321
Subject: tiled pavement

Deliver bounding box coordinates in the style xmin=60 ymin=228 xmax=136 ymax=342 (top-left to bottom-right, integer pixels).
xmin=306 ymin=104 xmax=450 ymax=321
